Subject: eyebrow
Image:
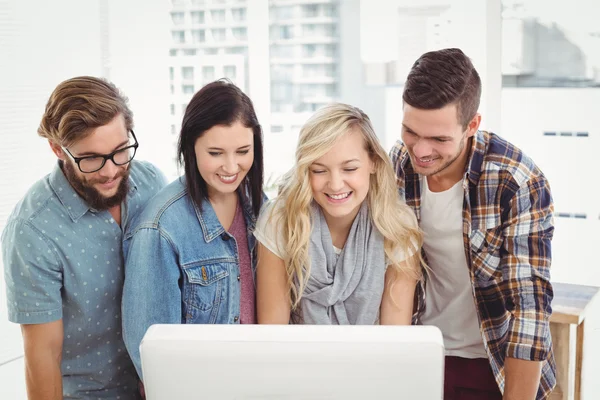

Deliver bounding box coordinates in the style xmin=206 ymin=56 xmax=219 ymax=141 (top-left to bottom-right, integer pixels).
xmin=402 ymin=123 xmax=453 ymax=141
xmin=77 ymin=138 xmax=130 ymax=157
xmin=207 ymin=145 xmax=252 ymax=151
xmin=312 ymin=158 xmax=361 ymax=167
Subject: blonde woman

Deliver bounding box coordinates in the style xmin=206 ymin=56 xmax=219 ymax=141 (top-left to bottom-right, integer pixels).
xmin=255 ymin=103 xmax=423 ymax=325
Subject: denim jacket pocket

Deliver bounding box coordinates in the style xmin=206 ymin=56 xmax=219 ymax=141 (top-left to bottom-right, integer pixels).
xmin=182 ymin=262 xmax=230 ymax=323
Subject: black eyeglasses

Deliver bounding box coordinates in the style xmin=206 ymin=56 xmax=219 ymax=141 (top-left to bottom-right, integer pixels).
xmin=62 ymin=130 xmax=139 ymax=173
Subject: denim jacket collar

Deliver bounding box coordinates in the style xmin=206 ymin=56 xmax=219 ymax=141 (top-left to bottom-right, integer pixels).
xmin=187 ymin=179 xmax=258 ymax=243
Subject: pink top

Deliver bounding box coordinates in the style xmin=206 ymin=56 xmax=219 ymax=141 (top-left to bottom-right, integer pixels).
xmin=227 ymin=201 xmax=256 ymax=324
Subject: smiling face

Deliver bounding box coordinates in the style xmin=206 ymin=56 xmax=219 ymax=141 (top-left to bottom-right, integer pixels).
xmin=401 ymin=103 xmax=480 ymax=181
xmin=194 ymin=120 xmax=254 ymax=199
xmin=309 ymin=127 xmax=374 ymax=224
xmin=50 ymin=114 xmax=132 ymax=210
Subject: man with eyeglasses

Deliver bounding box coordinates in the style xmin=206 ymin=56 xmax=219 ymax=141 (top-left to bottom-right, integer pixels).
xmin=1 ymin=76 xmax=167 ymax=399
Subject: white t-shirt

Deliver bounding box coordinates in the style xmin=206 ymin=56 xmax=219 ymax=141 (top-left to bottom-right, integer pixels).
xmin=419 ymin=177 xmax=487 ymax=359
xmin=253 ymin=200 xmax=417 ymax=266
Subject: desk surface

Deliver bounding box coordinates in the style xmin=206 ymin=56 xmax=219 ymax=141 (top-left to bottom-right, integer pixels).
xmin=551 ymin=282 xmax=600 ymax=324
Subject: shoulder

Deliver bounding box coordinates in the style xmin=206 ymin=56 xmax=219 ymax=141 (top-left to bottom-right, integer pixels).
xmin=129 ymin=160 xmax=168 ymax=194
xmin=389 ymin=140 xmax=408 ymax=165
xmin=126 ymin=177 xmax=190 ymax=238
xmin=474 ymin=132 xmax=549 ymax=197
xmin=254 ymin=198 xmax=287 ymax=258
xmin=1 ymin=174 xmax=58 ymax=244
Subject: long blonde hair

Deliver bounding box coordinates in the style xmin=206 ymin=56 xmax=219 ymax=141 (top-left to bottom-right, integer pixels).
xmin=269 ymin=103 xmax=423 ymax=309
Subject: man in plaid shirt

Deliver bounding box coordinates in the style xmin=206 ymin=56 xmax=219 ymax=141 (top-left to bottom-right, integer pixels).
xmin=390 ymin=48 xmax=556 ymax=399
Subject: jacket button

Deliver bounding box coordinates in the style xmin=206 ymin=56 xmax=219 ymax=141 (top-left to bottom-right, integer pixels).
xmin=234 ymin=316 xmax=239 ymax=322
xmin=221 ymin=233 xmax=230 ymax=241
xmin=237 ymin=275 xmax=240 ymax=281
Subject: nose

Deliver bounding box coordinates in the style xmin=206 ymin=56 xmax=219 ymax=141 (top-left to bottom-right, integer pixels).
xmin=97 ymin=158 xmax=119 ymax=178
xmin=328 ymin=171 xmax=344 ymax=192
xmin=411 ymin=139 xmax=433 ymax=159
xmin=222 ymin=155 xmax=238 ymax=174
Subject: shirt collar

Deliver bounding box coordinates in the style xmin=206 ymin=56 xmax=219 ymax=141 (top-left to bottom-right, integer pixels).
xmin=48 ymin=161 xmax=139 ymax=222
xmin=465 ymin=130 xmax=488 ymax=187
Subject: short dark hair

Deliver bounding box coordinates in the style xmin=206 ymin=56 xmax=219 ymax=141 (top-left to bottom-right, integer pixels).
xmin=38 ymin=76 xmax=133 ymax=147
xmin=177 ymin=79 xmax=264 ymax=218
xmin=403 ymin=48 xmax=481 ymax=128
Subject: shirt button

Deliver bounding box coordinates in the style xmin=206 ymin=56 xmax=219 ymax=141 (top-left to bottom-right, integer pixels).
xmin=234 ymin=316 xmax=239 ymax=322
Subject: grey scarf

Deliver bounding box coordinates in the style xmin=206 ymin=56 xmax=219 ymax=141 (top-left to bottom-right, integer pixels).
xmin=297 ymin=201 xmax=387 ymax=325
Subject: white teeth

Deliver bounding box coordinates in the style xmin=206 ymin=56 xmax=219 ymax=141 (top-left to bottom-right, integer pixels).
xmin=219 ymin=174 xmax=237 ymax=182
xmin=328 ymin=192 xmax=350 ymax=200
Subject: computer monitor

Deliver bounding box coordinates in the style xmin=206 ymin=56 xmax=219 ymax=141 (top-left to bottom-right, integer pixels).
xmin=140 ymin=324 xmax=444 ymax=400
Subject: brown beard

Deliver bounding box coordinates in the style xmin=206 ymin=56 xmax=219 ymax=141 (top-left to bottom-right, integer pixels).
xmin=61 ymin=160 xmax=130 ymax=210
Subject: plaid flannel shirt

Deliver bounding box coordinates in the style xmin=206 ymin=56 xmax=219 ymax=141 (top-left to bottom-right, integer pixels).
xmin=390 ymin=130 xmax=556 ymax=399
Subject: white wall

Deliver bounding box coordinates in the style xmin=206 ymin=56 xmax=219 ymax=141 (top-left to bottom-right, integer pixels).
xmin=501 ymin=88 xmax=600 ymax=286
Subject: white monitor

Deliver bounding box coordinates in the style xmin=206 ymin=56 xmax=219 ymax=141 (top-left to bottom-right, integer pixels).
xmin=140 ymin=324 xmax=444 ymax=400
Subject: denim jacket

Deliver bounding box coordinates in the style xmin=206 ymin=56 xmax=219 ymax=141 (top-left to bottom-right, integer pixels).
xmin=121 ymin=176 xmax=262 ymax=379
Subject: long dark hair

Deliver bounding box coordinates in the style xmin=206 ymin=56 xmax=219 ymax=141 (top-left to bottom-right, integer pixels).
xmin=177 ymin=79 xmax=264 ymax=218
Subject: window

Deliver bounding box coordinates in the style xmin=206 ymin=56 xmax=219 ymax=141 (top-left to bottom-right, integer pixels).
xmin=302 ymin=4 xmax=319 ymax=18
xmin=302 ymin=24 xmax=316 ymax=37
xmin=270 ymin=125 xmax=284 ymax=133
xmin=191 ymin=11 xmax=205 ymax=24
xmin=181 ymin=66 xmax=194 ymax=80
xmin=171 ymin=125 xmax=177 ymax=135
xmin=278 ymin=25 xmax=293 ymax=40
xmin=169 ymin=49 xmax=178 ymax=56
xmin=322 ymin=4 xmax=336 ymax=17
xmin=226 ymin=46 xmax=246 ymax=55
xmin=211 ymin=28 xmax=226 ymax=41
xmin=271 ymin=45 xmax=294 ymax=58
xmin=224 ymin=65 xmax=237 ymax=80
xmin=273 ymin=6 xmax=294 ymax=20
xmin=202 ymin=65 xmax=215 ymax=81
xmin=170 ymin=104 xmax=176 ymax=115
xmin=271 ymin=82 xmax=293 ymax=102
xmin=182 ymin=84 xmax=195 ymax=94
xmin=170 ymin=84 xmax=174 ymax=94
xmin=232 ymin=27 xmax=247 ymax=41
xmin=171 ymin=12 xmax=185 ymax=25
xmin=182 ymin=103 xmax=188 ymax=112
xmin=231 ymin=8 xmax=247 ymax=22
xmin=205 ymin=47 xmax=219 ymax=55
xmin=302 ymin=44 xmax=316 ymax=58
xmin=271 ymin=64 xmax=294 ymax=81
xmin=172 ymin=30 xmax=185 ymax=43
xmin=183 ymin=49 xmax=197 ymax=56
xmin=169 ymin=67 xmax=174 ymax=80
xmin=210 ymin=9 xmax=226 ymax=23
xmin=191 ymin=29 xmax=205 ymax=43
xmin=191 ymin=0 xmax=205 ymax=5
xmin=271 ymin=44 xmax=294 ymax=59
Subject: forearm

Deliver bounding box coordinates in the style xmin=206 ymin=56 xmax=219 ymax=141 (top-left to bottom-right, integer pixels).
xmin=24 ymin=349 xmax=63 ymax=400
xmin=503 ymin=357 xmax=542 ymax=400
xmin=379 ymin=264 xmax=416 ymax=325
xmin=256 ymin=244 xmax=292 ymax=324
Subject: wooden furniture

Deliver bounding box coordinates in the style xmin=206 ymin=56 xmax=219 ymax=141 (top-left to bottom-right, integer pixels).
xmin=549 ymin=282 xmax=600 ymax=400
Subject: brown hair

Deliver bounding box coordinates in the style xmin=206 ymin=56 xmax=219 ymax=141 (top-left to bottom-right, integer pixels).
xmin=403 ymin=48 xmax=481 ymax=128
xmin=38 ymin=76 xmax=133 ymax=147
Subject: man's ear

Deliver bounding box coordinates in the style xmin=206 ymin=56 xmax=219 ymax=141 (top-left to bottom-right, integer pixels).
xmin=466 ymin=113 xmax=481 ymax=138
xmin=48 ymin=140 xmax=65 ymax=160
